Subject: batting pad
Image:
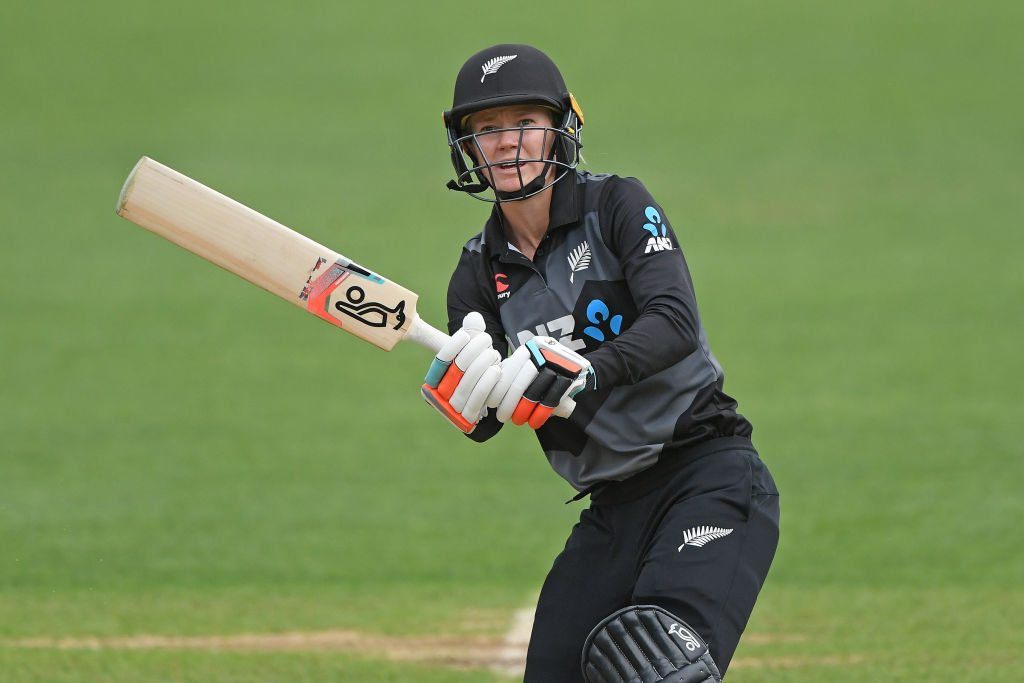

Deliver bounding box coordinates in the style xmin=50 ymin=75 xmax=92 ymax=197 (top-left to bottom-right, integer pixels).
xmin=581 ymin=605 xmax=722 ymax=683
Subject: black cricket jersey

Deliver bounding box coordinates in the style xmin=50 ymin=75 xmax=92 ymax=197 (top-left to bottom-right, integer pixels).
xmin=446 ymin=170 xmax=752 ymax=492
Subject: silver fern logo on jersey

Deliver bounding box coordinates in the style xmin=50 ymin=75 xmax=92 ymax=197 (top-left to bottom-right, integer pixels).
xmin=677 ymin=525 xmax=733 ymax=552
xmin=568 ymin=241 xmax=591 ymax=283
xmin=481 ymin=55 xmax=517 ymax=82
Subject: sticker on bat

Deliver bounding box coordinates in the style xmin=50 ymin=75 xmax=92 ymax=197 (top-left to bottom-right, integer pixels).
xmin=302 ymin=258 xmax=407 ymax=331
xmin=300 ymin=258 xmax=345 ymax=301
xmin=300 ymin=257 xmax=386 ymax=302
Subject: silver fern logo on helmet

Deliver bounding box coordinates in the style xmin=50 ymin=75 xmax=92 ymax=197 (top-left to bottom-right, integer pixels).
xmin=480 ymin=55 xmax=517 ymax=82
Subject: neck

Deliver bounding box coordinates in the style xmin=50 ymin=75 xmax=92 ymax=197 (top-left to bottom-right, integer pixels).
xmin=498 ymin=186 xmax=552 ymax=260
xmin=497 ymin=166 xmax=559 ymax=260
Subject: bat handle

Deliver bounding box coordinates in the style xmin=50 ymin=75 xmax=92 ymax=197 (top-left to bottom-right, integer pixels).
xmin=406 ymin=315 xmax=450 ymax=354
xmin=552 ymin=396 xmax=574 ymax=419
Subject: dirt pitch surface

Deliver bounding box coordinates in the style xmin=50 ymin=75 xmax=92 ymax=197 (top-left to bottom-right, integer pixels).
xmin=3 ymin=629 xmax=861 ymax=674
xmin=6 ymin=630 xmax=524 ymax=671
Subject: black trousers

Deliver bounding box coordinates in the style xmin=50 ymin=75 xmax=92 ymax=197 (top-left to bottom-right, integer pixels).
xmin=524 ymin=439 xmax=780 ymax=682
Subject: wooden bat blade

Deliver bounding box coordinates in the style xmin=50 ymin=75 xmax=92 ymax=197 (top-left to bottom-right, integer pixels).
xmin=116 ymin=156 xmax=447 ymax=352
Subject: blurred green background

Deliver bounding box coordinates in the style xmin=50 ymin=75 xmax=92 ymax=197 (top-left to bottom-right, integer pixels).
xmin=2 ymin=1 xmax=1021 ymax=681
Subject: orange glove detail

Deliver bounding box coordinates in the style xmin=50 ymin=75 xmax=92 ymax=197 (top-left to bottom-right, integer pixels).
xmin=421 ymin=313 xmax=501 ymax=433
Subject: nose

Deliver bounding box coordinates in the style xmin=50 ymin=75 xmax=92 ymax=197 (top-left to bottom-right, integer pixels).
xmin=494 ymin=127 xmax=521 ymax=149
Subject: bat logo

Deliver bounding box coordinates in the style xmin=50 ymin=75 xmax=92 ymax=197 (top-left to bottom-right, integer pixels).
xmin=668 ymin=624 xmax=701 ymax=652
xmin=304 ymin=258 xmax=407 ymax=332
xmin=333 ymin=285 xmax=407 ymax=330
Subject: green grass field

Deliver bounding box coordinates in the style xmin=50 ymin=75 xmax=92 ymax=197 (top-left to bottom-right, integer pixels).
xmin=2 ymin=1 xmax=1021 ymax=680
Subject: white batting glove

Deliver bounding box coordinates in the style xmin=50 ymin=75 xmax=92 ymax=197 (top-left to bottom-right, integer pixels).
xmin=487 ymin=336 xmax=596 ymax=429
xmin=421 ymin=312 xmax=502 ymax=433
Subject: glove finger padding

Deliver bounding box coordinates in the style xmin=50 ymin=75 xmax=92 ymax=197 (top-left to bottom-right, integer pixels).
xmin=495 ymin=336 xmax=595 ymax=428
xmin=436 ymin=327 xmax=495 ymax=401
xmin=422 ymin=312 xmax=499 ymax=434
xmin=487 ymin=345 xmax=530 ymax=409
xmin=526 ymin=372 xmax=573 ymax=429
xmin=434 ymin=312 xmax=485 ymax=363
xmin=461 ymin=363 xmax=501 ymax=421
xmin=449 ymin=347 xmax=500 ymax=412
xmin=510 ymin=368 xmax=556 ymax=426
xmin=424 ymin=314 xmax=484 ymax=392
xmin=496 ymin=355 xmax=539 ymax=423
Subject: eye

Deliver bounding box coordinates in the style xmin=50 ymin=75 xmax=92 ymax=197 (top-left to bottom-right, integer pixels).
xmin=519 ymin=118 xmax=535 ymax=127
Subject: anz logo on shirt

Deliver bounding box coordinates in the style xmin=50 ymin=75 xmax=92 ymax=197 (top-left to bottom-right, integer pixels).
xmin=514 ymin=296 xmax=633 ymax=353
xmin=515 ymin=314 xmax=584 ymax=350
xmin=514 ymin=302 xmax=624 ymax=351
xmin=642 ymin=206 xmax=673 ymax=254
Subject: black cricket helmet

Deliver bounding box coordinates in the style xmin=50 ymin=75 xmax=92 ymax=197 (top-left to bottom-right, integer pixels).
xmin=443 ymin=44 xmax=584 ymax=202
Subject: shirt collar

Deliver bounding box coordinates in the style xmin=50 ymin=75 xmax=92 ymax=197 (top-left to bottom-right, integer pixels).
xmin=480 ymin=171 xmax=583 ymax=261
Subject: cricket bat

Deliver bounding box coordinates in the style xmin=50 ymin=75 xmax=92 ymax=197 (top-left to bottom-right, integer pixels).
xmin=116 ymin=156 xmax=449 ymax=353
xmin=116 ymin=156 xmax=576 ymax=423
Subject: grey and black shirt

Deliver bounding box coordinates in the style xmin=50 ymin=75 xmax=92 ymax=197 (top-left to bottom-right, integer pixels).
xmin=446 ymin=170 xmax=752 ymax=494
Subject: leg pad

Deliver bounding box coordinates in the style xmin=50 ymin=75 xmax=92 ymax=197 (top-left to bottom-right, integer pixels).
xmin=581 ymin=605 xmax=722 ymax=683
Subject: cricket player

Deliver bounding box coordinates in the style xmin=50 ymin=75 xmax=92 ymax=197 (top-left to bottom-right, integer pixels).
xmin=422 ymin=44 xmax=780 ymax=682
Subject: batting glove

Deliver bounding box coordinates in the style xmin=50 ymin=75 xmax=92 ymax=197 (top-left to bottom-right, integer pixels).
xmin=421 ymin=312 xmax=502 ymax=433
xmin=490 ymin=336 xmax=596 ymax=429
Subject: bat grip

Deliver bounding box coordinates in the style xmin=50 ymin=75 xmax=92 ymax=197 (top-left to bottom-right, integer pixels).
xmin=406 ymin=315 xmax=450 ymax=354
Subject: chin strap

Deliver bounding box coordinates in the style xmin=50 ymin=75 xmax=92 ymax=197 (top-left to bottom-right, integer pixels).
xmin=493 ymin=170 xmax=551 ymax=201
xmin=447 ymin=178 xmax=489 ymax=194
xmin=447 ymin=147 xmax=560 ymax=201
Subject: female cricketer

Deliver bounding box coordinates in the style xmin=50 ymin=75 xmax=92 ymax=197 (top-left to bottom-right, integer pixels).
xmin=421 ymin=44 xmax=780 ymax=682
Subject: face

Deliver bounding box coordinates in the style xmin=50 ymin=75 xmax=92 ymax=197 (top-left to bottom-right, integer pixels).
xmin=463 ymin=105 xmax=557 ymax=194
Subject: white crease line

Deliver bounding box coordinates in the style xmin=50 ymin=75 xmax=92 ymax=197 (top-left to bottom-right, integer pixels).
xmin=491 ymin=604 xmax=535 ymax=676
